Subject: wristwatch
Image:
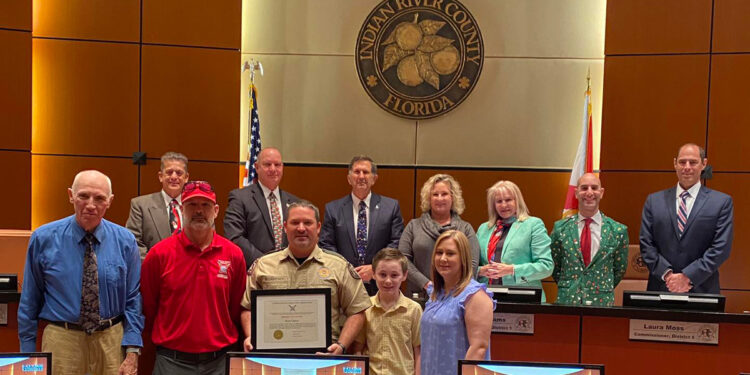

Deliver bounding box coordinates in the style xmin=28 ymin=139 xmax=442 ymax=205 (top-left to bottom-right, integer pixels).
xmin=336 ymin=341 xmax=347 ymax=353
xmin=125 ymin=347 xmax=141 ymax=355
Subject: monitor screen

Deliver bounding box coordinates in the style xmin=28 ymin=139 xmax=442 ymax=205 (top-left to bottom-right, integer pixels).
xmin=226 ymin=352 xmax=369 ymax=375
xmin=460 ymin=360 xmax=604 ymax=375
xmin=0 ymin=353 xmax=51 ymax=375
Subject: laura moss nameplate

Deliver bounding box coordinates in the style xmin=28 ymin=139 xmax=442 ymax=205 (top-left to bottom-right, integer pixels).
xmin=629 ymin=319 xmax=718 ymax=345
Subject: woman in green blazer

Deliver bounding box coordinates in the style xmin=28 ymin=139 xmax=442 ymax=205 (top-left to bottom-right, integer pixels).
xmin=476 ymin=180 xmax=553 ymax=301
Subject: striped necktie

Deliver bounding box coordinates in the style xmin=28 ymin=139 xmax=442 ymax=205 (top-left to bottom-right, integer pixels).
xmin=677 ymin=191 xmax=690 ymax=236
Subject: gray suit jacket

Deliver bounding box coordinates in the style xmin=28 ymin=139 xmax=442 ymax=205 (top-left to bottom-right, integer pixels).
xmin=126 ymin=192 xmax=172 ymax=259
xmin=223 ymin=183 xmax=300 ymax=268
xmin=318 ymin=193 xmax=404 ymax=266
xmin=640 ymin=185 xmax=734 ymax=293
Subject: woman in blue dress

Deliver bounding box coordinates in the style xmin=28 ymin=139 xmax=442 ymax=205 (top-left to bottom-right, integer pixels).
xmin=421 ymin=230 xmax=495 ymax=375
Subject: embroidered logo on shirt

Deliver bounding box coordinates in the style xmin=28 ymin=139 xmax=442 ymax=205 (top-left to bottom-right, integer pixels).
xmin=217 ymin=260 xmax=231 ymax=279
xmin=318 ymin=267 xmax=332 ymax=279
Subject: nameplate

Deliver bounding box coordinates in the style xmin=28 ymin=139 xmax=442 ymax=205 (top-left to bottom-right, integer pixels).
xmin=629 ymin=319 xmax=718 ymax=345
xmin=492 ymin=313 xmax=534 ymax=335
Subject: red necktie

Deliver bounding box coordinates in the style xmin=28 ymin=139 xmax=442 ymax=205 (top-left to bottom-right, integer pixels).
xmin=580 ymin=217 xmax=592 ymax=266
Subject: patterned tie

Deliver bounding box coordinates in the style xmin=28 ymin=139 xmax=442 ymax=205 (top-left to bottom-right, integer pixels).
xmin=677 ymin=191 xmax=690 ymax=236
xmin=80 ymin=233 xmax=100 ymax=334
xmin=580 ymin=218 xmax=592 ymax=267
xmin=356 ymin=201 xmax=368 ymax=265
xmin=169 ymin=198 xmax=181 ymax=233
xmin=269 ymin=192 xmax=283 ymax=251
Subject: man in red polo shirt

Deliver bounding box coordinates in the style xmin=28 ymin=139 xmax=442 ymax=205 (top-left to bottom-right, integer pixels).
xmin=141 ymin=180 xmax=246 ymax=374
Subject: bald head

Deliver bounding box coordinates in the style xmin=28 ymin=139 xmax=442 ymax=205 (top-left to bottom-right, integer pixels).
xmin=69 ymin=170 xmax=114 ymax=232
xmin=577 ymin=173 xmax=601 ymax=188
xmin=575 ymin=173 xmax=604 ymax=217
xmin=72 ymin=170 xmax=113 ymax=196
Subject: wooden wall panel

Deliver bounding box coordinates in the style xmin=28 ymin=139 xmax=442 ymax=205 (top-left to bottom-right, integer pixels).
xmin=598 ymin=172 xmax=675 ymax=242
xmin=31 ymin=0 xmax=139 ymax=42
xmin=605 ymin=0 xmax=711 ymax=55
xmin=31 ymin=39 xmax=139 ymax=156
xmin=708 ymin=174 xmax=750 ymax=290
xmin=712 ymin=0 xmax=750 ymax=53
xmin=143 ymin=0 xmax=240 ymax=48
xmin=707 ymin=54 xmax=750 ymax=171
xmin=721 ymin=290 xmax=750 ymax=313
xmin=31 ymin=155 xmax=137 ymax=229
xmin=601 ymin=55 xmax=709 ymax=171
xmin=0 ymin=151 xmax=30 ymax=229
xmin=0 ymin=0 xmax=31 ymax=30
xmin=491 ymin=314 xmax=580 ymax=363
xmin=141 ymin=45 xmax=239 ymax=162
xmin=0 ymin=230 xmax=32 ymax=286
xmin=0 ymin=29 xmax=30 ymax=150
xmin=139 ymin=160 xmax=239 ymax=236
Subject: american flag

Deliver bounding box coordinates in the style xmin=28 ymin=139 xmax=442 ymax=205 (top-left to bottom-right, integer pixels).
xmin=243 ymin=82 xmax=262 ymax=186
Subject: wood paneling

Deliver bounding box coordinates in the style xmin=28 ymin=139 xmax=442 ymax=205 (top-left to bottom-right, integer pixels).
xmin=605 ymin=0 xmax=712 ymax=55
xmin=709 ymin=173 xmax=750 ymax=290
xmin=712 ymin=0 xmax=750 ymax=53
xmin=491 ymin=314 xmax=580 ymax=363
xmin=0 ymin=0 xmax=31 ymax=30
xmin=0 ymin=151 xmax=30 ymax=229
xmin=31 ymin=39 xmax=139 ymax=156
xmin=139 ymin=160 xmax=239 ymax=236
xmin=0 ymin=303 xmax=20 ymax=352
xmin=31 ymin=155 xmax=137 ymax=229
xmin=143 ymin=0 xmax=241 ymax=48
xmin=601 ymin=55 xmax=709 ymax=171
xmin=0 ymin=30 xmax=30 ymax=150
xmin=0 ymin=230 xmax=32 ymax=286
xmin=721 ymin=290 xmax=750 ymax=313
xmin=707 ymin=54 xmax=750 ymax=171
xmin=32 ymin=0 xmax=139 ymax=42
xmin=141 ymin=45 xmax=239 ymax=162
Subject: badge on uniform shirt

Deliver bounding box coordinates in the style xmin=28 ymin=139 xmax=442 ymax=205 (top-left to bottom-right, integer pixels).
xmin=248 ymin=260 xmax=258 ymax=277
xmin=347 ymin=264 xmax=361 ymax=280
xmin=217 ymin=260 xmax=231 ymax=279
xmin=318 ymin=267 xmax=332 ymax=279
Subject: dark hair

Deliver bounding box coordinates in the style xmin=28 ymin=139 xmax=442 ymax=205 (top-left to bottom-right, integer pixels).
xmin=160 ymin=152 xmax=189 ymax=172
xmin=348 ymin=155 xmax=378 ymax=175
xmin=287 ymin=200 xmax=320 ymax=222
xmin=372 ymin=248 xmax=408 ymax=273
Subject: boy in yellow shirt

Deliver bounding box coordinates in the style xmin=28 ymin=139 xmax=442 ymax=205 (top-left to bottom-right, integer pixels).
xmin=353 ymin=248 xmax=422 ymax=375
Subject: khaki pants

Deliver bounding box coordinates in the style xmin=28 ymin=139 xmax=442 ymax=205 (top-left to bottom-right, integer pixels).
xmin=41 ymin=322 xmax=124 ymax=375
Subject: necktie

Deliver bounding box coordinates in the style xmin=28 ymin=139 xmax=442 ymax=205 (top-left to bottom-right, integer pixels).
xmin=677 ymin=191 xmax=690 ymax=236
xmin=269 ymin=192 xmax=283 ymax=251
xmin=488 ymin=222 xmax=511 ymax=285
xmin=356 ymin=201 xmax=368 ymax=265
xmin=169 ymin=199 xmax=181 ymax=233
xmin=80 ymin=233 xmax=100 ymax=334
xmin=580 ymin=217 xmax=592 ymax=267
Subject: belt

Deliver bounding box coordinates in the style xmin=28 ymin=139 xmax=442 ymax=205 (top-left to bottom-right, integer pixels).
xmin=47 ymin=315 xmax=123 ymax=332
xmin=156 ymin=346 xmax=230 ymax=364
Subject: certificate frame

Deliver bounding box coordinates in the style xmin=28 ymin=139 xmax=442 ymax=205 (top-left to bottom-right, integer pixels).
xmin=250 ymin=288 xmax=332 ymax=353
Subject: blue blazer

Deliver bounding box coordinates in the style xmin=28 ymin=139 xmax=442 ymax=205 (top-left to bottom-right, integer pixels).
xmin=639 ymin=185 xmax=733 ymax=293
xmin=319 ymin=193 xmax=404 ymax=266
xmin=476 ymin=216 xmax=553 ymax=300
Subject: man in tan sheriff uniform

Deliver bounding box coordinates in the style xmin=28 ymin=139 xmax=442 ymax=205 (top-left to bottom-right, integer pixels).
xmin=240 ymin=201 xmax=371 ymax=354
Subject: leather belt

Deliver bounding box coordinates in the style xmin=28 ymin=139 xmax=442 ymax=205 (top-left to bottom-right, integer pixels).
xmin=47 ymin=315 xmax=123 ymax=332
xmin=156 ymin=346 xmax=230 ymax=364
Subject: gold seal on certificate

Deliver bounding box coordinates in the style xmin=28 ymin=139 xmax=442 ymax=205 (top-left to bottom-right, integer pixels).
xmin=250 ymin=288 xmax=332 ymax=353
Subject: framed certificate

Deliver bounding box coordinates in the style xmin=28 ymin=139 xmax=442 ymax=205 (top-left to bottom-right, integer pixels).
xmin=250 ymin=288 xmax=332 ymax=353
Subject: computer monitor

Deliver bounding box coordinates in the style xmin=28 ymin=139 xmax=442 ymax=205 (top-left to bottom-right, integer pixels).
xmin=459 ymin=359 xmax=604 ymax=375
xmin=225 ymin=352 xmax=369 ymax=375
xmin=622 ymin=290 xmax=725 ymax=312
xmin=0 ymin=353 xmax=52 ymax=375
xmin=487 ymin=286 xmax=543 ymax=304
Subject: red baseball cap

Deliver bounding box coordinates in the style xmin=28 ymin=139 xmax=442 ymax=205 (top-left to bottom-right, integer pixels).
xmin=181 ymin=181 xmax=216 ymax=203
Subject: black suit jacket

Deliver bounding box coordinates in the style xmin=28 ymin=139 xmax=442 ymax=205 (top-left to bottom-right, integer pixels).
xmin=640 ymin=185 xmax=734 ymax=293
xmin=319 ymin=193 xmax=404 ymax=266
xmin=224 ymin=183 xmax=300 ymax=268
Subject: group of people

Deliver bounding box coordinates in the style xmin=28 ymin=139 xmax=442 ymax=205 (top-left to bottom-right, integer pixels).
xmin=16 ymin=142 xmax=733 ymax=375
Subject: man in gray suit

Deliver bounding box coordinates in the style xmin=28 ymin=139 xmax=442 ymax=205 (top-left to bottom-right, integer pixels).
xmin=224 ymin=147 xmax=300 ymax=268
xmin=319 ymin=156 xmax=404 ymax=295
xmin=126 ymin=152 xmax=189 ymax=259
xmin=640 ymin=143 xmax=734 ymax=294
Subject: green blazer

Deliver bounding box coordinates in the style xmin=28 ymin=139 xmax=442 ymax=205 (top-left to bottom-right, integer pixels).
xmin=477 ymin=216 xmax=553 ymax=301
xmin=550 ymin=213 xmax=628 ymax=306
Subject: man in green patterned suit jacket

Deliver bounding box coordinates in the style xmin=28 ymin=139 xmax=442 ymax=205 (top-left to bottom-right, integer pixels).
xmin=550 ymin=173 xmax=629 ymax=306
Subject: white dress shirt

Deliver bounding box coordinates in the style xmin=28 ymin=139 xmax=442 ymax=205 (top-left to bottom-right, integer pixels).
xmin=352 ymin=192 xmax=372 ymax=239
xmin=258 ymin=183 xmax=284 ymax=221
xmin=161 ymin=190 xmax=182 ymax=223
xmin=577 ymin=210 xmax=603 ymax=261
xmin=676 ymin=182 xmax=701 ymax=219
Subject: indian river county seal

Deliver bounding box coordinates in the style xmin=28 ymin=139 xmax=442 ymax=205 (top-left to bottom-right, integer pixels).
xmin=356 ymin=0 xmax=483 ymax=119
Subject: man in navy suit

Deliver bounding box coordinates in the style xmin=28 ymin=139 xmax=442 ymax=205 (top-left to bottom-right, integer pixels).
xmin=319 ymin=156 xmax=404 ymax=295
xmin=224 ymin=147 xmax=300 ymax=268
xmin=640 ymin=143 xmax=733 ymax=294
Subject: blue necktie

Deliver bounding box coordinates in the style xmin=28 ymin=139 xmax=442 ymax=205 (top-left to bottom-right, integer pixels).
xmin=677 ymin=191 xmax=690 ymax=236
xmin=356 ymin=201 xmax=367 ymax=265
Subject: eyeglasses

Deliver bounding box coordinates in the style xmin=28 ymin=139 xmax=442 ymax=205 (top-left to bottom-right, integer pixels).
xmin=183 ymin=181 xmax=214 ymax=193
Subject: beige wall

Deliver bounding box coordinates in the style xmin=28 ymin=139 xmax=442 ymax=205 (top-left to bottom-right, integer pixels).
xmin=241 ymin=0 xmax=606 ymax=168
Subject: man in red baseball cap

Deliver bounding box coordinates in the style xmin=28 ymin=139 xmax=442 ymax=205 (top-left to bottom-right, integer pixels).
xmin=141 ymin=181 xmax=246 ymax=374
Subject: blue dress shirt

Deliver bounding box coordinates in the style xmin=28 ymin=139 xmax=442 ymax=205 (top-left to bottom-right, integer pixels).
xmin=18 ymin=215 xmax=144 ymax=351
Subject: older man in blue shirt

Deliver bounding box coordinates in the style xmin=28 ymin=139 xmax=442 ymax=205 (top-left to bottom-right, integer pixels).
xmin=18 ymin=170 xmax=143 ymax=375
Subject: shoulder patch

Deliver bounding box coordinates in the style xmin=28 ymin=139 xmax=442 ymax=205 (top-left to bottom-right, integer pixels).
xmin=347 ymin=263 xmax=361 ymax=280
xmin=247 ymin=259 xmax=258 ymax=277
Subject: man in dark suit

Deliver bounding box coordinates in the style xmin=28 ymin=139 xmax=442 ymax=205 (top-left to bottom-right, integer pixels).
xmin=319 ymin=156 xmax=404 ymax=295
xmin=640 ymin=143 xmax=734 ymax=294
xmin=224 ymin=147 xmax=300 ymax=268
xmin=126 ymin=152 xmax=189 ymax=259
